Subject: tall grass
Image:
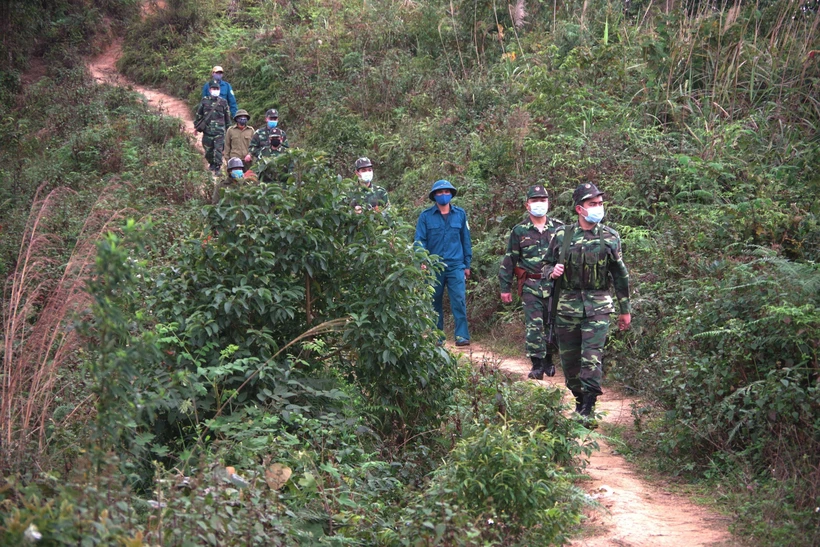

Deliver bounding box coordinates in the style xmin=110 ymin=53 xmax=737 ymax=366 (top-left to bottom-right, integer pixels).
xmin=1 ymin=184 xmax=133 ymax=470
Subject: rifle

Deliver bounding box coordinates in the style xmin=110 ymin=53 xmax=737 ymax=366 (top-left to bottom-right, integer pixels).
xmin=545 ymin=277 xmax=559 ymax=347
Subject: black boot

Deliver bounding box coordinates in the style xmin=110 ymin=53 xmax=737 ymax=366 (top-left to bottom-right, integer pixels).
xmin=527 ymin=357 xmax=544 ymax=380
xmin=571 ymin=391 xmax=584 ymax=414
xmin=542 ymin=354 xmax=556 ymax=377
xmin=579 ymin=393 xmax=598 ymax=417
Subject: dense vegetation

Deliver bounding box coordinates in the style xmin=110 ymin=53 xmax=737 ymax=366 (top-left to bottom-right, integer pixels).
xmin=1 ymin=0 xmax=819 ymax=544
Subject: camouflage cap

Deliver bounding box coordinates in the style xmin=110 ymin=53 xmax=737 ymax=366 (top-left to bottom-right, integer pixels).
xmin=573 ymin=182 xmax=604 ymax=206
xmin=265 ymin=108 xmax=279 ymax=119
xmin=269 ymin=128 xmax=284 ymax=139
xmin=208 ymin=79 xmax=221 ymax=89
xmin=526 ymin=185 xmax=549 ymax=199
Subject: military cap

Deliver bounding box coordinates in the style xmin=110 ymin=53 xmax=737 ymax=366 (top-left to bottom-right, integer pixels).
xmin=269 ymin=128 xmax=285 ymax=139
xmin=212 ymin=65 xmax=224 ymax=73
xmin=208 ymin=79 xmax=221 ymax=89
xmin=527 ymin=185 xmax=549 ymax=199
xmin=227 ymin=157 xmax=244 ymax=170
xmin=355 ymin=157 xmax=373 ymax=170
xmin=233 ymin=109 xmax=250 ymax=120
xmin=573 ymin=182 xmax=604 ymax=206
xmin=265 ymin=108 xmax=279 ymax=119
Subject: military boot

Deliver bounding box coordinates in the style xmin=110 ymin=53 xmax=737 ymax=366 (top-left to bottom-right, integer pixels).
xmin=571 ymin=391 xmax=584 ymax=414
xmin=542 ymin=353 xmax=556 ymax=377
xmin=527 ymin=357 xmax=544 ymax=380
xmin=578 ymin=393 xmax=599 ymax=429
xmin=579 ymin=393 xmax=597 ymax=417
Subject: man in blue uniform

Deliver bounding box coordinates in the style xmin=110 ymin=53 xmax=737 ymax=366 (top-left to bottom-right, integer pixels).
xmin=414 ymin=180 xmax=472 ymax=346
xmin=200 ymin=65 xmax=237 ymax=118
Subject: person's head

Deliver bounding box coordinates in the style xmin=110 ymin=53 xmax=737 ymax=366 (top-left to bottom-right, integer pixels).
xmin=428 ymin=179 xmax=458 ymax=206
xmin=572 ymin=182 xmax=605 ymax=224
xmin=266 ymin=108 xmax=279 ymax=129
xmin=526 ymin=184 xmax=550 ymax=218
xmin=233 ymin=109 xmax=250 ymax=127
xmin=354 ymin=157 xmax=374 ymax=185
xmin=227 ymin=157 xmax=245 ymax=179
xmin=212 ymin=65 xmax=224 ymax=81
xmin=269 ymin=128 xmax=284 ymax=148
xmin=208 ymin=79 xmax=220 ymax=97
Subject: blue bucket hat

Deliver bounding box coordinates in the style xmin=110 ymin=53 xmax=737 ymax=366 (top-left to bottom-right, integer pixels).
xmin=428 ymin=179 xmax=458 ymax=201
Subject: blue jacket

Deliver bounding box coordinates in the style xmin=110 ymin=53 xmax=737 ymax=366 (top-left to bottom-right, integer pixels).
xmin=201 ymin=80 xmax=238 ymax=118
xmin=414 ymin=204 xmax=472 ymax=270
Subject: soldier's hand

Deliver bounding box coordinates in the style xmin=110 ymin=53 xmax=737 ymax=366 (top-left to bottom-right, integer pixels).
xmin=501 ymin=292 xmax=513 ymax=304
xmin=464 ymin=269 xmax=471 ymax=279
xmin=618 ymin=313 xmax=632 ymax=331
xmin=550 ymin=264 xmax=564 ymax=279
xmin=354 ymin=206 xmax=363 ymax=214
xmin=244 ymin=154 xmax=252 ymax=163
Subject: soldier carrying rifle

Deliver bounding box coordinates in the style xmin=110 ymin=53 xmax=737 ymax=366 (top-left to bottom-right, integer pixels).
xmin=499 ymin=185 xmax=563 ymax=380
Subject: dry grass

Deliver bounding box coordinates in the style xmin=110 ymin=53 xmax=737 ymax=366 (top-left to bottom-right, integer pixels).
xmin=1 ymin=184 xmax=134 ymax=470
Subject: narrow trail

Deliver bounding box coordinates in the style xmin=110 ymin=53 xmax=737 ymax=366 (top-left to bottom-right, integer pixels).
xmin=87 ymin=38 xmax=204 ymax=154
xmin=449 ymin=342 xmax=739 ymax=547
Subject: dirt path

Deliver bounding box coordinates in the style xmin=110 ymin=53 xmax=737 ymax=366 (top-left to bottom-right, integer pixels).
xmin=87 ymin=38 xmax=204 ymax=154
xmin=450 ymin=342 xmax=738 ymax=547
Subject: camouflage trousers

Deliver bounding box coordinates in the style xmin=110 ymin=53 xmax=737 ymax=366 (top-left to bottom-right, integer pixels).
xmin=521 ymin=290 xmax=557 ymax=359
xmin=202 ymin=130 xmax=226 ymax=170
xmin=555 ymin=314 xmax=609 ymax=395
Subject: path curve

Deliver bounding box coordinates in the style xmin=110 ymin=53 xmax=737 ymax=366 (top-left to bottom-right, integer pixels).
xmin=449 ymin=342 xmax=738 ymax=547
xmin=88 ymin=38 xmax=204 ymax=153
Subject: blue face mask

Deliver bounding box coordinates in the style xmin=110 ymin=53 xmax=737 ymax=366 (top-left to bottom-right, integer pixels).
xmin=230 ymin=169 xmax=244 ymax=179
xmin=267 ymin=120 xmax=278 ymax=128
xmin=434 ymin=193 xmax=452 ymax=206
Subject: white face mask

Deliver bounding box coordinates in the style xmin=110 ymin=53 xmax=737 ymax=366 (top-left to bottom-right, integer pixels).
xmin=582 ymin=205 xmax=605 ymax=223
xmin=209 ymin=89 xmax=220 ymax=97
xmin=528 ymin=201 xmax=549 ymax=218
xmin=359 ymin=171 xmax=374 ymax=183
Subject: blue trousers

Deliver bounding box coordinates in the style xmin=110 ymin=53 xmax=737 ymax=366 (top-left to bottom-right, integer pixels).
xmin=433 ymin=267 xmax=470 ymax=342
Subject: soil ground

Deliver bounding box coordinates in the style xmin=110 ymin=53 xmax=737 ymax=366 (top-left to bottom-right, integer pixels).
xmin=449 ymin=342 xmax=740 ymax=547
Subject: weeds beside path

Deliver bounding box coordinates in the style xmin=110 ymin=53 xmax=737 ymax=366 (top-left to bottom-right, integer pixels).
xmin=451 ymin=342 xmax=740 ymax=547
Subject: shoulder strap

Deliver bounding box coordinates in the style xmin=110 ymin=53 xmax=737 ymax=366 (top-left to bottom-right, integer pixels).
xmin=558 ymin=223 xmax=575 ymax=266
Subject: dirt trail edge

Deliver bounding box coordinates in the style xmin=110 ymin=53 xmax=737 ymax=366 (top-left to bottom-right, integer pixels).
xmin=88 ymin=39 xmax=204 ymax=154
xmin=451 ymin=342 xmax=737 ymax=547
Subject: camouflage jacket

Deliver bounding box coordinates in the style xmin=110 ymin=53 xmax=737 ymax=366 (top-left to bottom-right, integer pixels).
xmin=248 ymin=127 xmax=289 ymax=159
xmin=545 ymin=222 xmax=630 ymax=317
xmin=194 ymin=96 xmax=231 ymax=134
xmin=224 ymin=124 xmax=255 ymax=159
xmin=499 ymin=217 xmax=563 ymax=298
xmin=350 ymin=184 xmax=389 ymax=210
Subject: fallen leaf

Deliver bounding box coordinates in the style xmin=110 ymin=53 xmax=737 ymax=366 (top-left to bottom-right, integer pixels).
xmin=265 ymin=463 xmax=292 ymax=490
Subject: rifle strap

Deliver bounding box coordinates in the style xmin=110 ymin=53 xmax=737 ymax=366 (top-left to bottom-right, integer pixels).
xmin=550 ymin=223 xmax=575 ymax=322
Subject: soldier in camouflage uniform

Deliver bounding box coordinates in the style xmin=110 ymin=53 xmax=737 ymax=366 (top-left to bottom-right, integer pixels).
xmin=212 ymin=157 xmax=259 ymax=204
xmin=350 ymin=157 xmax=389 ymax=212
xmin=545 ymin=182 xmax=631 ymax=423
xmin=254 ymin=128 xmax=289 ymax=183
xmin=247 ymin=108 xmax=289 ymax=161
xmin=195 ymin=79 xmax=232 ymax=173
xmin=499 ymin=185 xmax=563 ymax=380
